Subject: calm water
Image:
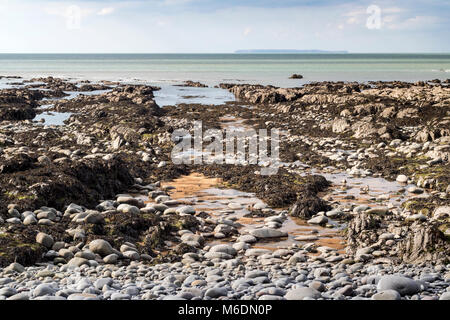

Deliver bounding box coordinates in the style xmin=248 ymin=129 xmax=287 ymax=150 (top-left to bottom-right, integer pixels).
xmin=0 ymin=53 xmax=450 ymax=87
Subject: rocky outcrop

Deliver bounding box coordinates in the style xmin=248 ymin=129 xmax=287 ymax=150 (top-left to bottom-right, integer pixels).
xmin=110 ymin=125 xmax=140 ymax=147
xmin=346 ymin=213 xmax=381 ymax=249
xmin=397 ymin=222 xmax=449 ymax=264
xmin=346 ymin=213 xmax=449 ymax=264
xmin=289 ymin=175 xmax=332 ymax=219
xmin=331 ymin=118 xmax=351 ymax=133
xmin=219 ymin=84 xmax=301 ymax=104
xmin=176 ymin=81 xmax=208 ymax=88
xmin=415 ymin=124 xmax=450 ymax=142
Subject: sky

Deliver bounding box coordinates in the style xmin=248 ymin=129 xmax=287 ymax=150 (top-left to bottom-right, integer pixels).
xmin=0 ymin=0 xmax=449 ymax=53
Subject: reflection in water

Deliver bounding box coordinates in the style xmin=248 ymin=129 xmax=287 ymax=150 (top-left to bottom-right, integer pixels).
xmin=33 ymin=112 xmax=72 ymax=126
xmin=154 ymin=85 xmax=235 ymax=107
xmin=156 ymin=173 xmax=345 ymax=251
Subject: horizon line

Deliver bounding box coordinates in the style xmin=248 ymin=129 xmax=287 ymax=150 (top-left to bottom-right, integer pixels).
xmin=1 ymin=52 xmax=450 ymax=55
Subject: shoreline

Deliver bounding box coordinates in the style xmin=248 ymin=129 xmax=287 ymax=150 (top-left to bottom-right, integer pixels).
xmin=0 ymin=76 xmax=449 ymax=300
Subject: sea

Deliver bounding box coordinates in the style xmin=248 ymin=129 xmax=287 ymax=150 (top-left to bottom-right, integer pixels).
xmin=0 ymin=53 xmax=450 ymax=88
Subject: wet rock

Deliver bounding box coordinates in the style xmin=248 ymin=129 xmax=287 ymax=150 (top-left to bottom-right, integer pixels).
xmin=177 ymin=81 xmax=208 ymax=88
xmin=209 ymin=244 xmax=237 ymax=256
xmin=237 ymin=235 xmax=257 ymax=243
xmin=253 ymin=202 xmax=268 ymax=210
xmin=245 ymin=248 xmax=272 ymax=257
xmin=377 ymin=275 xmax=422 ymax=296
xmin=214 ymin=224 xmax=235 ymax=236
xmin=353 ymin=204 xmax=370 ymax=213
xmin=326 ymin=209 xmax=343 ymax=218
xmin=232 ymin=242 xmax=249 ymax=251
xmin=366 ymin=207 xmax=389 ymax=216
xmin=307 ymin=215 xmax=328 ymax=225
xmin=176 ymin=206 xmax=196 ymax=215
xmin=295 ymin=235 xmax=319 ymax=241
xmin=204 ymin=251 xmax=233 ymax=260
xmin=249 ymin=228 xmax=287 ymax=239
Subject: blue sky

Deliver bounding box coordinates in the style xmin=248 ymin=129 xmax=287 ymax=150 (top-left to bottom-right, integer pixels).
xmin=0 ymin=0 xmax=449 ymax=53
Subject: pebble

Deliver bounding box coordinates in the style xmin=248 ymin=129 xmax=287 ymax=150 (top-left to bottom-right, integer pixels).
xmin=249 ymin=228 xmax=287 ymax=238
xmin=396 ymin=175 xmax=408 ymax=183
xmin=372 ymin=290 xmax=401 ymax=300
xmin=205 ymin=287 xmax=228 ymax=298
xmin=285 ymin=287 xmax=321 ymax=300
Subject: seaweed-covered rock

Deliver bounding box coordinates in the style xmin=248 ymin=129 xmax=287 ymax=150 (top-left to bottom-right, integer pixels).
xmin=290 ymin=193 xmax=331 ymax=219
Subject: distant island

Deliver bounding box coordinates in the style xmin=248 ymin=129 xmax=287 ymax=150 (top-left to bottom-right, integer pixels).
xmin=235 ymin=49 xmax=349 ymax=54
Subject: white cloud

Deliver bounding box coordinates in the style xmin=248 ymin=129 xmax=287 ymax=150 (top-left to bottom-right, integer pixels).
xmin=97 ymin=7 xmax=115 ymax=16
xmin=156 ymin=18 xmax=171 ymax=27
xmin=161 ymin=0 xmax=196 ymax=6
xmin=346 ymin=17 xmax=358 ymax=24
xmin=44 ymin=5 xmax=94 ymax=18
xmin=243 ymin=27 xmax=252 ymax=36
xmin=387 ymin=15 xmax=440 ymax=30
xmin=383 ymin=7 xmax=405 ymax=14
xmin=345 ymin=6 xmax=405 ymax=18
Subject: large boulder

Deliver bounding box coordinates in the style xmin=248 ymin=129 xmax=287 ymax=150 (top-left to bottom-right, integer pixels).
xmin=36 ymin=232 xmax=54 ymax=249
xmin=88 ymin=239 xmax=114 ymax=257
xmin=377 ymin=275 xmax=422 ymax=296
